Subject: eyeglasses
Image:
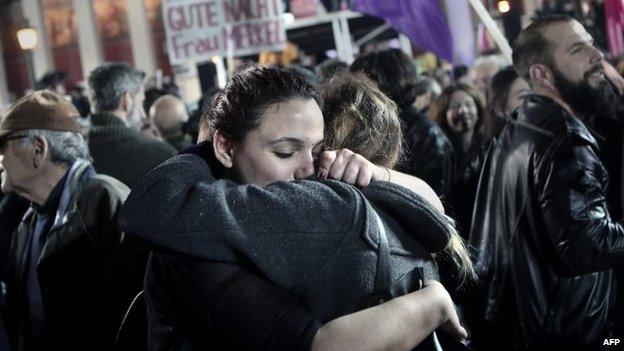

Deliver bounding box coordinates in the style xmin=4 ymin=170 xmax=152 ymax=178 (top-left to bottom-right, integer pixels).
xmin=0 ymin=134 xmax=29 ymax=152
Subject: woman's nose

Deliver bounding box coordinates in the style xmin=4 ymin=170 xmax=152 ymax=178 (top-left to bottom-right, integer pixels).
xmin=294 ymin=154 xmax=315 ymax=180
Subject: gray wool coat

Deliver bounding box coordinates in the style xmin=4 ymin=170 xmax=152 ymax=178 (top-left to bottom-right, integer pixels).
xmin=119 ymin=142 xmax=452 ymax=320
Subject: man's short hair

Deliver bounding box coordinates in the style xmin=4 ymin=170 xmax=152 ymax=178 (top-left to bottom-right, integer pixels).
xmin=36 ymin=71 xmax=67 ymax=91
xmin=21 ymin=129 xmax=90 ymax=166
xmin=88 ymin=62 xmax=145 ymax=113
xmin=512 ymin=14 xmax=574 ymax=80
xmin=350 ymin=49 xmax=419 ymax=107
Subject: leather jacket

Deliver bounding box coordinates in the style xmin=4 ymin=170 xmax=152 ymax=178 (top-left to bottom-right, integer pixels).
xmin=4 ymin=161 xmax=146 ymax=351
xmin=470 ymin=94 xmax=624 ymax=349
xmin=398 ymin=105 xmax=454 ymax=199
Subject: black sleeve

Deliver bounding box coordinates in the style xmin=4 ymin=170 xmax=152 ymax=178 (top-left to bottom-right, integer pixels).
xmin=401 ymin=125 xmax=453 ymax=199
xmin=145 ymin=253 xmax=321 ymax=351
xmin=538 ymin=139 xmax=624 ymax=275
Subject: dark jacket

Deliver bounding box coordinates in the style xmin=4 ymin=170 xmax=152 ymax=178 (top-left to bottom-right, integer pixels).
xmin=161 ymin=124 xmax=193 ymax=152
xmin=120 ymin=142 xmax=453 ymax=350
xmin=398 ymin=105 xmax=453 ymax=199
xmin=0 ymin=193 xmax=29 ymax=282
xmin=88 ymin=113 xmax=177 ymax=189
xmin=4 ymin=161 xmax=146 ymax=351
xmin=470 ymin=94 xmax=624 ymax=350
xmin=446 ymin=132 xmax=487 ymax=237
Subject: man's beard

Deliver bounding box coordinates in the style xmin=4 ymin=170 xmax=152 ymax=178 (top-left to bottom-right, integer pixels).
xmin=552 ymin=65 xmax=624 ymax=122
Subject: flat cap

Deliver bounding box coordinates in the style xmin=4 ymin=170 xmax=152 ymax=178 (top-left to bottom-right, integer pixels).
xmin=0 ymin=90 xmax=81 ymax=140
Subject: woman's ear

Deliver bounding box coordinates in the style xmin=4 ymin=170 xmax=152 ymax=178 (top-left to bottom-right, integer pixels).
xmin=212 ymin=129 xmax=234 ymax=168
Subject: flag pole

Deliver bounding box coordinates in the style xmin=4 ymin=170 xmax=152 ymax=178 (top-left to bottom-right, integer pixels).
xmin=466 ymin=0 xmax=513 ymax=64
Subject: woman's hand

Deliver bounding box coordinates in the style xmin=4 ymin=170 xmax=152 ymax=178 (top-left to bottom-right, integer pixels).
xmin=316 ymin=149 xmax=388 ymax=187
xmin=423 ymin=280 xmax=468 ymax=340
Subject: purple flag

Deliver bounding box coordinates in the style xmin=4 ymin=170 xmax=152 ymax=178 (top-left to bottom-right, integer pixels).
xmin=352 ymin=0 xmax=453 ymax=62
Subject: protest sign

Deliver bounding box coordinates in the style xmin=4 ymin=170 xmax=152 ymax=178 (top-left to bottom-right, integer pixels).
xmin=163 ymin=0 xmax=286 ymax=64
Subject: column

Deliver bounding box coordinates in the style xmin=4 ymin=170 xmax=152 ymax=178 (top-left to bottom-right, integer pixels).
xmin=72 ymin=0 xmax=103 ymax=80
xmin=0 ymin=37 xmax=10 ymax=105
xmin=331 ymin=12 xmax=354 ymax=63
xmin=339 ymin=14 xmax=354 ymax=63
xmin=398 ymin=34 xmax=412 ymax=57
xmin=21 ymin=0 xmax=52 ymax=81
xmin=126 ymin=0 xmax=157 ymax=74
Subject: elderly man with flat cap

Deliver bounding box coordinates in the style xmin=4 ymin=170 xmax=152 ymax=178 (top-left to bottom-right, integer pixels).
xmin=0 ymin=91 xmax=144 ymax=351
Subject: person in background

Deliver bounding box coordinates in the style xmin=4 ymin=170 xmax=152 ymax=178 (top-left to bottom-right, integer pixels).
xmin=87 ymin=62 xmax=176 ymax=188
xmin=0 ymin=91 xmax=142 ymax=351
xmin=488 ymin=66 xmax=530 ymax=135
xmin=149 ymin=95 xmax=193 ymax=152
xmin=143 ymin=88 xmax=168 ymax=117
xmin=434 ymin=67 xmax=453 ymax=89
xmin=316 ymin=59 xmax=349 ymax=82
xmin=68 ymin=84 xmax=91 ymax=119
xmin=470 ymin=15 xmax=624 ymax=350
xmin=471 ymin=55 xmax=508 ymax=100
xmin=413 ymin=75 xmax=442 ymax=115
xmin=452 ymin=66 xmax=470 ymax=86
xmin=36 ymin=71 xmax=67 ymax=96
xmin=351 ymin=49 xmax=454 ymax=199
xmin=429 ymin=84 xmax=488 ymax=236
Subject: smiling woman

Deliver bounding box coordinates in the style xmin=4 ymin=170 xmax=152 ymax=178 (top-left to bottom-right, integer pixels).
xmin=429 ymin=84 xmax=488 ymax=235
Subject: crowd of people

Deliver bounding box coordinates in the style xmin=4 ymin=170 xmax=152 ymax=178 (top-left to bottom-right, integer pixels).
xmin=1 ymin=13 xmax=624 ymax=351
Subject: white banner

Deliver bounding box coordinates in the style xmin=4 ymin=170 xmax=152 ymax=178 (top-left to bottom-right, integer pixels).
xmin=163 ymin=0 xmax=286 ymax=65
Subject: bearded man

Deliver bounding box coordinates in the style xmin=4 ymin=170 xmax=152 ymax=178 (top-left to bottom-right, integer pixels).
xmin=470 ymin=15 xmax=624 ymax=350
xmin=87 ymin=62 xmax=176 ymax=188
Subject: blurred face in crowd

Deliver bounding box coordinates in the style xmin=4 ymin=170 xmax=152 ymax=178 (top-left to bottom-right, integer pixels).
xmin=446 ymin=90 xmax=479 ymax=134
xmin=228 ymin=98 xmax=324 ymax=186
xmin=474 ymin=63 xmax=499 ymax=96
xmin=505 ymin=77 xmax=530 ymax=115
xmin=0 ymin=135 xmax=34 ymax=195
xmin=128 ymin=87 xmax=146 ymax=130
xmin=542 ymin=20 xmax=620 ymax=118
xmin=54 ymin=84 xmax=67 ymax=96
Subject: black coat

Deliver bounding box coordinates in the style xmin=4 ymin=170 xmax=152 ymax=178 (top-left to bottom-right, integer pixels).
xmin=398 ymin=106 xmax=454 ymax=199
xmin=120 ymin=142 xmax=453 ymax=350
xmin=470 ymin=94 xmax=624 ymax=350
xmin=88 ymin=113 xmax=177 ymax=189
xmin=4 ymin=162 xmax=146 ymax=351
xmin=444 ymin=132 xmax=487 ymax=238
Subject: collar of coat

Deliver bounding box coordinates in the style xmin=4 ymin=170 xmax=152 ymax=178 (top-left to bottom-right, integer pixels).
xmin=515 ymin=94 xmax=598 ymax=148
xmin=90 ymin=113 xmax=128 ymax=128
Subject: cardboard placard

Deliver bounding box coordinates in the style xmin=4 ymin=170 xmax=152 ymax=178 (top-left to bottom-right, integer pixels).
xmin=163 ymin=0 xmax=286 ymax=64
